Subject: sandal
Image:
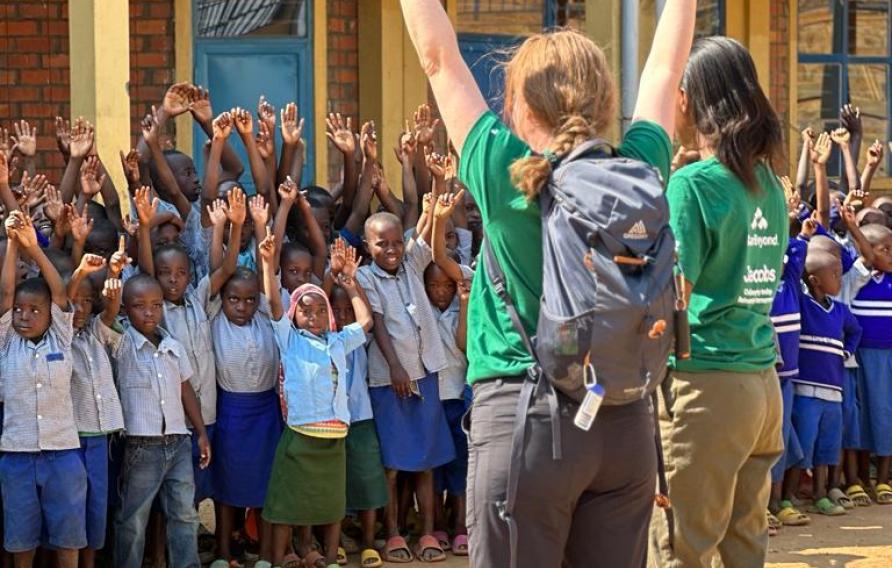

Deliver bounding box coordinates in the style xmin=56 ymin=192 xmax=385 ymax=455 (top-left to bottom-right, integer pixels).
xmin=766 ymin=510 xmax=781 ymax=531
xmin=776 ymin=500 xmax=811 ymax=526
xmin=383 ymin=535 xmax=413 ymax=563
xmin=452 ymin=534 xmax=469 ymax=556
xmin=876 ymin=483 xmax=892 ymax=505
xmin=828 ymin=487 xmax=855 ymax=510
xmin=360 ymin=548 xmax=384 ymax=568
xmin=281 ymin=553 xmax=302 ymax=568
xmin=337 ymin=547 xmax=348 ymax=566
xmin=414 ymin=534 xmax=447 ymax=563
xmin=432 ymin=530 xmax=451 ymax=551
xmin=303 ymin=550 xmax=327 ymax=568
xmin=809 ymin=496 xmax=847 ymax=516
xmin=846 ymin=483 xmax=873 ymax=507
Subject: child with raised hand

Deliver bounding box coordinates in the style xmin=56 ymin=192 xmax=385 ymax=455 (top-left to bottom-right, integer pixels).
xmin=259 ymin=228 xmax=372 ymax=568
xmin=328 ymin=238 xmax=388 ymax=568
xmin=112 ymin=269 xmax=210 ymax=568
xmin=355 ymin=210 xmax=455 ymax=563
xmin=861 ymin=140 xmax=884 ymax=196
xmin=0 ymin=211 xmax=87 ymax=568
xmin=831 ymin=127 xmax=860 ymax=194
xmin=137 ymin=185 xmax=246 ymax=507
xmin=207 ymin=259 xmax=282 ymax=568
xmin=66 ymin=243 xmax=129 ymax=568
xmin=272 ymin=177 xmax=327 ymax=310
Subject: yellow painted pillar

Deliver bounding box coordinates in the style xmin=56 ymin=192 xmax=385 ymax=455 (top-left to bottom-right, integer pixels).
xmin=174 ymin=0 xmax=193 ymax=158
xmin=358 ymin=0 xmax=428 ymax=195
xmin=585 ymin=0 xmax=622 ymax=140
xmin=725 ymin=0 xmax=771 ymax=93
xmin=787 ymin=0 xmax=800 ymax=174
xmin=69 ymin=0 xmax=131 ymax=212
xmin=313 ymin=0 xmax=329 ymax=186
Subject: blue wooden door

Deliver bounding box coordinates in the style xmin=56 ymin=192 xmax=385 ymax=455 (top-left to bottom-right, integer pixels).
xmin=193 ymin=0 xmax=314 ymax=194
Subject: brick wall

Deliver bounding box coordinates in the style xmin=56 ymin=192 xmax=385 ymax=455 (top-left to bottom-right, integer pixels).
xmin=0 ymin=0 xmax=175 ymax=183
xmin=770 ymin=0 xmax=791 ymax=166
xmin=326 ymin=0 xmax=359 ymax=186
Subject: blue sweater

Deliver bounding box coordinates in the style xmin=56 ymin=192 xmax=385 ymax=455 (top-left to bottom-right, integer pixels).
xmin=796 ymin=293 xmax=862 ymax=392
xmin=851 ymin=272 xmax=892 ymax=349
xmin=771 ymin=237 xmax=808 ymax=378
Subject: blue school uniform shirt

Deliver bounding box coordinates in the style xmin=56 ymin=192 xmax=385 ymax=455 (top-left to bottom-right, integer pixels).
xmin=770 ymin=237 xmax=808 ymax=379
xmin=346 ymin=346 xmax=374 ymax=423
xmin=796 ymin=292 xmax=862 ymax=395
xmin=271 ymin=317 xmax=366 ymax=427
xmin=850 ymin=271 xmax=892 ymax=349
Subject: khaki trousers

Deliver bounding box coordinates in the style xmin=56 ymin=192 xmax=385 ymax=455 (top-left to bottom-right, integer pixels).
xmin=649 ymin=369 xmax=783 ymax=568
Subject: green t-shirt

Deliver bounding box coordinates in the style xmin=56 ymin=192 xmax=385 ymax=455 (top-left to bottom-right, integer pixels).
xmin=667 ymin=157 xmax=787 ymax=372
xmin=458 ymin=111 xmax=672 ymax=383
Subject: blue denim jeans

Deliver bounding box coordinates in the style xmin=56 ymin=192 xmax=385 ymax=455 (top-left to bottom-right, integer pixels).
xmin=113 ymin=435 xmax=200 ymax=568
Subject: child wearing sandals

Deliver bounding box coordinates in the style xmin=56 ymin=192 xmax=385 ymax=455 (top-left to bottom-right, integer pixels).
xmin=785 ymin=247 xmax=862 ymax=517
xmin=259 ymin=230 xmax=372 ymax=568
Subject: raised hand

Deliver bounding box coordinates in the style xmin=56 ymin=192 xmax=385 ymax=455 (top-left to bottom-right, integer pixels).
xmin=834 ymin=196 xmax=857 ymax=228
xmin=867 ymin=139 xmax=884 ymax=168
xmin=70 ymin=207 xmax=95 ymax=244
xmin=840 ymin=104 xmax=862 ymax=138
xmin=231 ymin=107 xmax=253 ymax=138
xmin=434 ymin=189 xmax=465 ymax=220
xmin=108 ymin=236 xmax=132 ymax=277
xmin=43 ymin=184 xmax=64 ymax=223
xmin=80 ymin=155 xmax=107 ymax=197
xmin=278 ymin=175 xmax=299 ymax=203
xmin=800 ymin=217 xmax=818 ymax=238
xmin=811 ymin=131 xmax=832 ymax=165
xmin=69 ymin=117 xmax=95 ymax=159
xmin=226 ymin=186 xmax=247 ymax=225
xmin=55 ymin=116 xmax=71 ymax=157
xmin=12 ymin=120 xmax=37 ymax=157
xmin=78 ymin=253 xmax=107 ymax=274
xmin=413 ymin=103 xmax=441 ymax=147
xmin=134 ymin=185 xmax=159 ymax=225
xmin=249 ymin=194 xmax=269 ymax=226
xmin=281 ymin=103 xmax=306 ymax=148
xmin=141 ymin=106 xmax=162 ymax=147
xmin=457 ymin=279 xmax=471 ymax=303
xmin=102 ymin=278 xmax=123 ymax=302
xmin=188 ymin=85 xmax=213 ymax=123
xmin=394 ymin=121 xmax=417 ymax=165
xmin=19 ymin=171 xmax=49 ymax=211
xmin=360 ymin=121 xmax=377 ymax=162
xmin=212 ymin=111 xmax=233 ymax=141
xmin=830 ymin=127 xmax=851 ymax=147
xmin=329 ymin=238 xmax=347 ymax=277
xmin=206 ymin=199 xmax=229 ymax=228
xmin=10 ymin=211 xmax=38 ymax=250
xmin=163 ymin=82 xmax=193 ymax=117
xmin=258 ymin=226 xmax=276 ymax=262
xmin=780 ymin=176 xmax=800 ymax=216
xmin=801 ymin=127 xmax=816 ymax=143
xmin=425 ymin=149 xmax=448 ymax=180
xmin=325 ymin=112 xmax=354 ymax=155
xmin=341 ymin=243 xmax=361 ymax=281
xmin=256 ymin=121 xmax=274 ymax=160
xmin=258 ymin=95 xmax=276 ymax=131
xmin=122 ymin=213 xmax=138 ymax=237
xmin=119 ymin=149 xmax=141 ymax=184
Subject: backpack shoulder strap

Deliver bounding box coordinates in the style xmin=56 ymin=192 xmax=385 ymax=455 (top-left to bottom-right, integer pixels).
xmin=482 ymin=238 xmax=537 ymax=361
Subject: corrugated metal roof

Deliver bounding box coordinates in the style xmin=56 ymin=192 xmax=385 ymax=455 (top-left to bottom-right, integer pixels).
xmin=196 ymin=0 xmax=284 ymax=38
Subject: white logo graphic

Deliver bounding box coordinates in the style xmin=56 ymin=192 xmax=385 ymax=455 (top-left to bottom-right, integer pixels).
xmin=751 ymin=208 xmax=769 ymax=231
xmin=743 ymin=264 xmax=777 ymax=284
xmin=623 ymin=220 xmax=648 ymax=240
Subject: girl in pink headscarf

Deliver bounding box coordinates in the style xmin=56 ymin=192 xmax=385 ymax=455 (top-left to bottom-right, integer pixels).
xmin=259 ymin=232 xmax=373 ymax=568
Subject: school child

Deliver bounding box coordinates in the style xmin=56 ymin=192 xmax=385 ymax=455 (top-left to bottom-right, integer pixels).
xmin=428 ymin=192 xmax=473 ymax=555
xmin=786 ymin=246 xmax=862 ymax=516
xmin=207 ymin=264 xmax=282 ymax=568
xmin=356 ymin=211 xmax=455 ymax=563
xmin=328 ymin=239 xmax=388 ymax=568
xmin=259 ymin=230 xmax=372 ymax=568
xmin=111 ymin=270 xmax=210 ymax=568
xmin=66 ymin=244 xmax=129 ymax=568
xmin=0 ymin=211 xmax=87 ymax=568
xmin=844 ymin=222 xmax=892 ymax=503
xmin=135 ymin=186 xmax=245 ymax=505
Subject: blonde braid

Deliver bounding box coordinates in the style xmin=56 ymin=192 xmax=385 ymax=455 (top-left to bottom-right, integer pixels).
xmin=510 ymin=115 xmax=595 ymax=200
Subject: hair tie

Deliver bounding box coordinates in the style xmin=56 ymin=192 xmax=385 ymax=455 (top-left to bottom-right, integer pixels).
xmin=542 ymin=150 xmax=559 ymax=165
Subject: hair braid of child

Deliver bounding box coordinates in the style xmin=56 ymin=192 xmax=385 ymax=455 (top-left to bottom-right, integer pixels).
xmin=510 ymin=114 xmax=595 ymax=201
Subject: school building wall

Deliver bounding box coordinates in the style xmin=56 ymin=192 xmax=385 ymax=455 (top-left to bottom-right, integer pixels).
xmin=1 ymin=0 xmax=806 ymax=192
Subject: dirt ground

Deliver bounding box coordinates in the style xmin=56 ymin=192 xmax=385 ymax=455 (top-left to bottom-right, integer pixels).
xmin=201 ymin=502 xmax=892 ymax=567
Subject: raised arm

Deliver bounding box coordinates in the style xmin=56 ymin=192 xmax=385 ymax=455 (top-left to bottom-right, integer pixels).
xmin=61 ymin=117 xmax=95 ymax=204
xmin=796 ymin=128 xmax=813 ymax=197
xmin=208 ymin=188 xmax=246 ymax=297
xmin=831 ymin=128 xmax=860 ymax=192
xmin=16 ymin=213 xmax=67 ymax=307
xmin=206 ymin=199 xmax=228 ymax=273
xmin=232 ymin=107 xmax=272 ymax=197
xmin=1 ymin=219 xmax=19 ymax=314
xmin=201 ymin=112 xmax=232 ymax=227
xmin=340 ymin=245 xmax=372 ymax=332
xmin=811 ymin=132 xmax=832 ymax=228
xmin=142 ymin=107 xmax=192 ymax=219
xmin=134 ymin=186 xmax=159 ymax=277
xmin=431 ymin=190 xmax=466 ymax=283
xmin=456 ymin=279 xmax=470 ymax=353
xmin=67 ymin=253 xmax=107 ymax=307
xmin=259 ymin=227 xmax=283 ymax=320
xmin=632 ymin=0 xmax=697 ymax=134
xmin=839 ymin=199 xmax=876 ymax=268
xmin=399 ymin=0 xmax=488 ymax=154
xmin=861 ymin=140 xmax=883 ymax=196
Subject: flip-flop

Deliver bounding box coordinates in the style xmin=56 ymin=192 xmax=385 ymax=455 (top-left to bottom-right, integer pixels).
xmin=383 ymin=535 xmax=413 ymax=564
xmin=766 ymin=510 xmax=781 ymax=531
xmin=360 ymin=548 xmax=384 ymax=568
xmin=846 ymin=484 xmax=873 ymax=507
xmin=414 ymin=534 xmax=447 ymax=563
xmin=452 ymin=534 xmax=469 ymax=556
xmin=337 ymin=546 xmax=348 ymax=566
xmin=828 ymin=487 xmax=855 ymax=510
xmin=432 ymin=530 xmax=451 ymax=551
xmin=281 ymin=553 xmax=302 ymax=568
xmin=876 ymin=483 xmax=892 ymax=505
xmin=776 ymin=500 xmax=811 ymax=526
xmin=303 ymin=550 xmax=327 ymax=568
xmin=809 ymin=496 xmax=847 ymax=516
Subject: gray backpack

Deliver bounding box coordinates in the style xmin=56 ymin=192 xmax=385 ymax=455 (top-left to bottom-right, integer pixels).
xmin=484 ymin=139 xmax=679 ymax=404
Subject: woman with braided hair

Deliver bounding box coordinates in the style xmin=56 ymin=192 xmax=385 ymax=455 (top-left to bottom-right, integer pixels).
xmin=399 ymin=1 xmax=695 ymax=567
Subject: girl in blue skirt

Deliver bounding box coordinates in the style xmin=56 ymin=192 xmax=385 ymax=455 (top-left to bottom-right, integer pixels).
xmin=208 ymin=267 xmax=282 ymax=568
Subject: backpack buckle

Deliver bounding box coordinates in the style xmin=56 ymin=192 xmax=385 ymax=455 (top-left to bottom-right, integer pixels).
xmin=526 ymin=365 xmax=542 ymax=383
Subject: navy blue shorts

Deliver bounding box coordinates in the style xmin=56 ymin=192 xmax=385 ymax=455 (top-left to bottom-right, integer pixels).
xmin=842 ymin=368 xmax=863 ymax=450
xmin=772 ymin=379 xmax=803 ymax=483
xmin=792 ymin=395 xmax=843 ymax=469
xmin=435 ymin=398 xmax=470 ymax=495
xmin=0 ymin=449 xmax=87 ymax=552
xmin=857 ymin=348 xmax=892 ymax=456
xmin=79 ymin=435 xmax=110 ymax=550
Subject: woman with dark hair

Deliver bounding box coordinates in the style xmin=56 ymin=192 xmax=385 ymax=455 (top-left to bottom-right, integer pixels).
xmin=649 ymin=37 xmax=787 ymax=567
